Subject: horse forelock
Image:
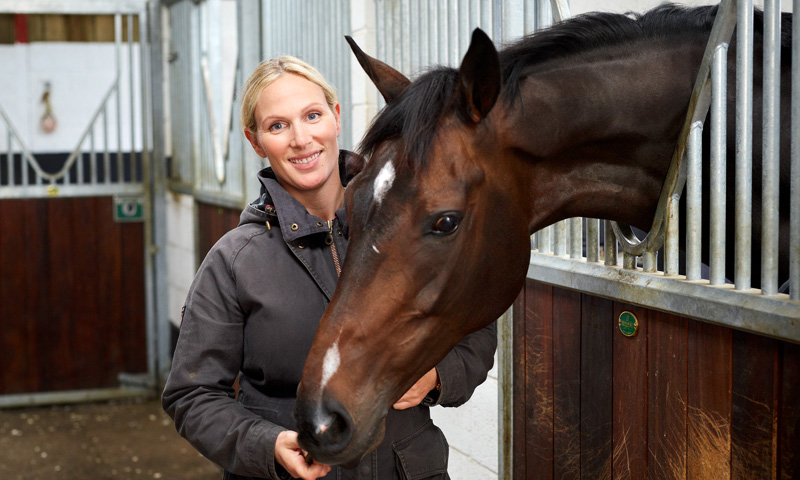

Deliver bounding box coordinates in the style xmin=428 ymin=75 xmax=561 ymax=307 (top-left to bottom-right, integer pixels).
xmin=359 ymin=67 xmax=463 ymax=172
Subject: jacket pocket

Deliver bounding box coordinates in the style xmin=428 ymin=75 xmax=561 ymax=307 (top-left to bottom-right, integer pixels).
xmin=392 ymin=420 xmax=449 ymax=480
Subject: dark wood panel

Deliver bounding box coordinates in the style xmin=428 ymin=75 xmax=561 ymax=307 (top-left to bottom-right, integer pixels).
xmin=687 ymin=321 xmax=732 ymax=479
xmin=580 ymin=294 xmax=614 ymax=479
xmin=525 ymin=281 xmax=554 ymax=479
xmin=0 ymin=197 xmax=146 ymax=394
xmin=553 ymin=288 xmax=581 ymax=479
xmin=196 ymin=201 xmax=241 ymax=265
xmin=731 ymin=331 xmax=778 ymax=478
xmin=647 ymin=311 xmax=688 ymax=480
xmin=512 ymin=290 xmax=528 ymax=480
xmin=780 ymin=342 xmax=800 ymax=479
xmin=513 ymin=280 xmax=797 ymax=479
xmin=612 ymin=303 xmax=648 ymax=480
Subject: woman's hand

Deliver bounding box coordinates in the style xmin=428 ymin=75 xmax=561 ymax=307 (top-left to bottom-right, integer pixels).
xmin=275 ymin=430 xmax=331 ymax=480
xmin=392 ymin=367 xmax=438 ymax=410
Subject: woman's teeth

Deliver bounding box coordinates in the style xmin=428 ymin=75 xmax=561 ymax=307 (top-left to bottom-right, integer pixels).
xmin=290 ymin=152 xmax=321 ymax=165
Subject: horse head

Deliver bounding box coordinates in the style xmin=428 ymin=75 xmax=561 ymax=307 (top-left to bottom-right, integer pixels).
xmin=294 ymin=29 xmax=532 ymax=466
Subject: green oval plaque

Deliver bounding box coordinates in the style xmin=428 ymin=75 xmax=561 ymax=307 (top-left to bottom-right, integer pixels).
xmin=619 ymin=311 xmax=639 ymax=337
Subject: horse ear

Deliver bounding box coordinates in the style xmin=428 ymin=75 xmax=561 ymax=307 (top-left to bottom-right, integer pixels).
xmin=345 ymin=35 xmax=411 ymax=104
xmin=458 ymin=28 xmax=501 ymax=123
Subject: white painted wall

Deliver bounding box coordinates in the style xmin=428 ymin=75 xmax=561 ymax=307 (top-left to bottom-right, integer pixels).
xmin=166 ymin=192 xmax=197 ymax=329
xmin=0 ymin=43 xmax=142 ymax=154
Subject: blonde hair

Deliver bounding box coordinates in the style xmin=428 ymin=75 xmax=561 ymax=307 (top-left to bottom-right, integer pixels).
xmin=240 ymin=56 xmax=339 ymax=136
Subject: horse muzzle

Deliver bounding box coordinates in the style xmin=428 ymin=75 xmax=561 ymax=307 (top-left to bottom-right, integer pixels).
xmin=294 ymin=391 xmax=387 ymax=467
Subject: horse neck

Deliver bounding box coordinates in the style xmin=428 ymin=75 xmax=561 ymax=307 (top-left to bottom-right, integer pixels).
xmin=497 ymin=41 xmax=707 ymax=234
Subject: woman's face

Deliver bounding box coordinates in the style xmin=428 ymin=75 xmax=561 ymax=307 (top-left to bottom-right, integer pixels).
xmin=245 ymin=73 xmax=342 ymax=198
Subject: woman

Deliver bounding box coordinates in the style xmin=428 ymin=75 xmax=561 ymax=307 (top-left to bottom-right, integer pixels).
xmin=162 ymin=56 xmax=496 ymax=480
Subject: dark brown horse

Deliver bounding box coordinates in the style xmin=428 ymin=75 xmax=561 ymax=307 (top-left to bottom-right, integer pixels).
xmin=295 ymin=4 xmax=793 ymax=466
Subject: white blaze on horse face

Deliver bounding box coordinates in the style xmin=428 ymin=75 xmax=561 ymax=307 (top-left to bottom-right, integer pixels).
xmin=372 ymin=245 xmax=380 ymax=254
xmin=320 ymin=342 xmax=340 ymax=391
xmin=372 ymin=161 xmax=395 ymax=205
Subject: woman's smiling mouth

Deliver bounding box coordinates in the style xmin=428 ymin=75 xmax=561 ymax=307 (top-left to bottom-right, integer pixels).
xmin=290 ymin=151 xmax=322 ymax=165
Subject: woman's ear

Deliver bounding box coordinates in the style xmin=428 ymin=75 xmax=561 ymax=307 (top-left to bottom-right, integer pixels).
xmin=244 ymin=129 xmax=267 ymax=158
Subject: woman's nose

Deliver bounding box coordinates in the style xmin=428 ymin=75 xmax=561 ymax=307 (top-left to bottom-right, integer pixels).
xmin=290 ymin=123 xmax=311 ymax=148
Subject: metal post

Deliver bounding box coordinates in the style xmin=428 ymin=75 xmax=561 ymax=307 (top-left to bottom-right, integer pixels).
xmin=604 ymin=220 xmax=617 ymax=266
xmin=791 ymin=0 xmax=800 ymax=300
xmin=686 ymin=121 xmax=703 ymax=280
xmin=735 ymin=0 xmax=754 ymax=290
xmin=710 ymin=42 xmax=728 ymax=285
xmin=761 ymin=0 xmax=781 ymax=295
xmin=587 ymin=218 xmax=599 ymax=263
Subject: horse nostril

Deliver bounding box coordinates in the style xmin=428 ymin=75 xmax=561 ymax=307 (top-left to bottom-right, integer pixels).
xmin=296 ymin=396 xmax=354 ymax=459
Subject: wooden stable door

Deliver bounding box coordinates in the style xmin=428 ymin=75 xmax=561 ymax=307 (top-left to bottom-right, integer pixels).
xmin=0 ymin=197 xmax=146 ymax=394
xmin=512 ymin=279 xmax=800 ymax=479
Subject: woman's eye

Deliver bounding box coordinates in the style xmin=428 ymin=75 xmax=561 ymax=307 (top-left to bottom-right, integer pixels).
xmin=268 ymin=122 xmax=285 ymax=132
xmin=431 ymin=214 xmax=461 ymax=235
xmin=307 ymin=112 xmax=321 ymax=121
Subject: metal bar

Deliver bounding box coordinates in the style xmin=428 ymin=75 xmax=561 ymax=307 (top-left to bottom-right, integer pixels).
xmin=666 ymin=194 xmax=680 ymax=276
xmin=90 ymin=130 xmax=97 ymax=184
xmin=527 ymin=254 xmax=800 ymax=342
xmin=6 ymin=131 xmax=12 ymax=186
xmin=793 ymin=0 xmax=800 ymax=300
xmin=129 ymin=14 xmax=136 ymax=183
xmin=710 ymin=42 xmax=728 ymax=285
xmin=643 ymin=251 xmax=656 ymax=273
xmin=623 ymin=252 xmax=636 ymax=270
xmin=570 ymin=217 xmax=582 ymax=259
xmin=496 ymin=306 xmax=513 ymax=480
xmin=587 ymin=218 xmax=599 ymax=263
xmin=686 ymin=121 xmax=703 ymax=280
xmin=604 ymin=220 xmax=617 ymax=266
xmin=116 ymin=13 xmax=123 ymax=184
xmin=0 ymin=387 xmax=153 ymax=410
xmin=612 ymin=0 xmax=738 ymax=258
xmin=553 ymin=220 xmax=567 ymax=256
xmin=735 ymin=0 xmax=754 ymax=290
xmin=539 ymin=225 xmax=551 ymax=253
xmin=103 ymin=104 xmax=110 ymax=184
xmin=761 ymin=0 xmax=781 ymax=295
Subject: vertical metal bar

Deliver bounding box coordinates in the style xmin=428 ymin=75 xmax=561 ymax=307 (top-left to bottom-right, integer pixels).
xmin=623 ymin=252 xmax=637 ymax=270
xmin=587 ymin=218 xmax=599 ymax=263
xmin=570 ymin=217 xmax=582 ymax=258
xmin=116 ymin=13 xmax=123 ymax=183
xmin=686 ymin=121 xmax=703 ymax=280
xmin=128 ymin=14 xmax=136 ymax=183
xmin=604 ymin=220 xmax=617 ymax=266
xmin=539 ymin=225 xmax=552 ymax=253
xmin=792 ymin=0 xmax=800 ymax=300
xmin=710 ymin=43 xmax=728 ymax=285
xmin=666 ymin=194 xmax=680 ymax=276
xmin=6 ymin=132 xmax=13 ymax=186
xmin=103 ymin=105 xmax=110 ymax=184
xmin=138 ymin=9 xmax=150 ymax=186
xmin=553 ymin=220 xmax=567 ymax=256
xmin=90 ymin=129 xmax=97 ymax=184
xmin=642 ymin=250 xmax=656 ymax=273
xmin=761 ymin=0 xmax=781 ymax=295
xmin=736 ymin=0 xmax=754 ymax=290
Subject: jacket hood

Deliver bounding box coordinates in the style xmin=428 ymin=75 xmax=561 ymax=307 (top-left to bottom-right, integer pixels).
xmin=239 ymin=149 xmax=366 ymax=242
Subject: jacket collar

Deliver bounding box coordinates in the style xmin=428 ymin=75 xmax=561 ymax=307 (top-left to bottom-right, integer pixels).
xmin=248 ymin=150 xmax=364 ymax=243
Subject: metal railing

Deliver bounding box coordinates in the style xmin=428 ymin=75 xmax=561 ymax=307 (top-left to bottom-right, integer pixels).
xmin=0 ymin=11 xmax=146 ymax=199
xmin=529 ymin=0 xmax=799 ymax=342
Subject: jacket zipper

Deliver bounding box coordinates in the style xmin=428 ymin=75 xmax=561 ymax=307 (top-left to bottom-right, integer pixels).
xmin=327 ymin=219 xmax=341 ymax=277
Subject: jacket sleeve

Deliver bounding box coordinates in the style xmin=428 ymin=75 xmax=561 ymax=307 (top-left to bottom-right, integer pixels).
xmin=433 ymin=321 xmax=497 ymax=407
xmin=161 ymin=244 xmax=289 ymax=480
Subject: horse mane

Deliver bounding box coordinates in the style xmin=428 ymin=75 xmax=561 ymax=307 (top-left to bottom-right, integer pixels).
xmin=358 ymin=4 xmax=791 ymax=170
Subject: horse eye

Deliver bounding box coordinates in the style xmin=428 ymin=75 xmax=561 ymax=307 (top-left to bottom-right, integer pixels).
xmin=431 ymin=214 xmax=461 ymax=235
